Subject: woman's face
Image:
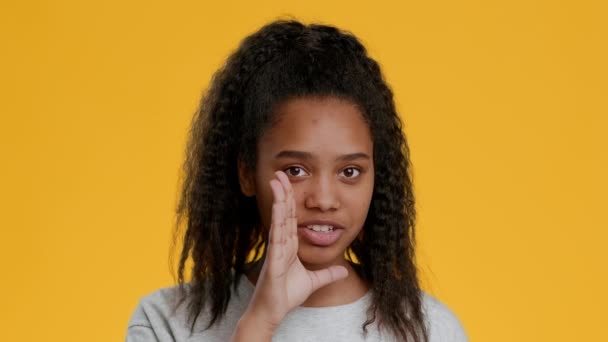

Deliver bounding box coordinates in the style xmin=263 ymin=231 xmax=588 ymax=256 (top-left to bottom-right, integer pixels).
xmin=239 ymin=96 xmax=374 ymax=270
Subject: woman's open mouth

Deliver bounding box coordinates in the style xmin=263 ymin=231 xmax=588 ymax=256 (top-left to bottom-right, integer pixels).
xmin=297 ymin=224 xmax=344 ymax=246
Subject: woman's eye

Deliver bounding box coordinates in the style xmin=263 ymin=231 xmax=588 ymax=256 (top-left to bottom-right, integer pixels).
xmin=340 ymin=167 xmax=361 ymax=178
xmin=284 ymin=166 xmax=309 ymax=177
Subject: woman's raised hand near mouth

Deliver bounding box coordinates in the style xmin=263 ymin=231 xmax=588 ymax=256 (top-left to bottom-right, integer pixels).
xmin=231 ymin=171 xmax=348 ymax=341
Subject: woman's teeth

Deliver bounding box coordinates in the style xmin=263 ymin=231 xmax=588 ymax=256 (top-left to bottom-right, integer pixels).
xmin=306 ymin=225 xmax=334 ymax=232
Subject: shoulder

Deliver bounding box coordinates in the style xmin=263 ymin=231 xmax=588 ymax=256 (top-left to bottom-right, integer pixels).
xmin=126 ymin=281 xmax=253 ymax=342
xmin=420 ymin=291 xmax=469 ymax=342
xmin=126 ymin=285 xmax=190 ymax=342
xmin=129 ymin=284 xmax=188 ymax=325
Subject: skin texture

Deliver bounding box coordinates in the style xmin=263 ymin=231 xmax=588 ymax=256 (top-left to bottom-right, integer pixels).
xmin=235 ymin=97 xmax=375 ymax=336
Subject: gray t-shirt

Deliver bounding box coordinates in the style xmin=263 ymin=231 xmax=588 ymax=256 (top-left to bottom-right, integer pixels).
xmin=126 ymin=278 xmax=468 ymax=342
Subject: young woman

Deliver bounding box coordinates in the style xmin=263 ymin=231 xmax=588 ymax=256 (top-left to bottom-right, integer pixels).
xmin=126 ymin=19 xmax=468 ymax=342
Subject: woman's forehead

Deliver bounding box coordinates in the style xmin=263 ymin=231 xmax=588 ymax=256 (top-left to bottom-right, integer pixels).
xmin=258 ymin=98 xmax=373 ymax=159
xmin=259 ymin=96 xmax=373 ymax=154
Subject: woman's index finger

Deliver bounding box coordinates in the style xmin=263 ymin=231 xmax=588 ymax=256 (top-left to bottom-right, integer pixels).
xmin=269 ymin=179 xmax=286 ymax=245
xmin=269 ymin=177 xmax=286 ymax=203
xmin=275 ymin=172 xmax=297 ymax=242
xmin=274 ymin=171 xmax=293 ymax=194
xmin=275 ymin=171 xmax=295 ymax=218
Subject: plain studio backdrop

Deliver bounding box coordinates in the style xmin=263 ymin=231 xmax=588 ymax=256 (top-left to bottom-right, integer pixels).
xmin=1 ymin=0 xmax=606 ymax=341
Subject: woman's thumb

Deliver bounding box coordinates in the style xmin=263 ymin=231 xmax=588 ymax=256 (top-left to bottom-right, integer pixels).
xmin=309 ymin=265 xmax=349 ymax=292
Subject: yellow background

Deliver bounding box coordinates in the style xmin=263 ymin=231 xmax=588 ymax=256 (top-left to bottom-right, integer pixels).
xmin=1 ymin=0 xmax=606 ymax=341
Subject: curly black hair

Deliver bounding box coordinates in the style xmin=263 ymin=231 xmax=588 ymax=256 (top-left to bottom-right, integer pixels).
xmin=173 ymin=19 xmax=428 ymax=342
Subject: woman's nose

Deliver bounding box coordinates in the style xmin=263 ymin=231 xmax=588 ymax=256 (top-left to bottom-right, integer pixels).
xmin=304 ymin=175 xmax=341 ymax=211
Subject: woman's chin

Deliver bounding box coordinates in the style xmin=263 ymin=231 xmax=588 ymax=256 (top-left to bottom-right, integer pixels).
xmin=297 ymin=245 xmax=347 ymax=270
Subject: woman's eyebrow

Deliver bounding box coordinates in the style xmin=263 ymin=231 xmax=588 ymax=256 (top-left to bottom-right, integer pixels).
xmin=274 ymin=150 xmax=370 ymax=162
xmin=337 ymin=152 xmax=370 ymax=162
xmin=275 ymin=150 xmax=313 ymax=160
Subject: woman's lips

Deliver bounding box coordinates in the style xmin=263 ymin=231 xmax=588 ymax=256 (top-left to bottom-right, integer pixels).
xmin=297 ymin=226 xmax=344 ymax=246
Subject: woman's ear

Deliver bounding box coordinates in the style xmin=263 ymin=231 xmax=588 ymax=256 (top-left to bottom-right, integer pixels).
xmin=237 ymin=159 xmax=256 ymax=197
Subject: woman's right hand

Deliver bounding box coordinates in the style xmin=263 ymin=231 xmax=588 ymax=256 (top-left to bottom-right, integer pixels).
xmin=240 ymin=171 xmax=349 ymax=332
